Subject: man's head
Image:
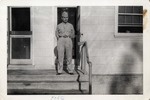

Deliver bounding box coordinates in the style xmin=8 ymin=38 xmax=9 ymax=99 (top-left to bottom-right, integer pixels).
xmin=61 ymin=11 xmax=69 ymax=23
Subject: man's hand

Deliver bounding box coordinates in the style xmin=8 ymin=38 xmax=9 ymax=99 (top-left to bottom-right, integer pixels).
xmin=69 ymin=34 xmax=75 ymax=38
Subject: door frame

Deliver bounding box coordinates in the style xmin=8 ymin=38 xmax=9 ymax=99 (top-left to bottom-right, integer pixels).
xmin=8 ymin=6 xmax=33 ymax=65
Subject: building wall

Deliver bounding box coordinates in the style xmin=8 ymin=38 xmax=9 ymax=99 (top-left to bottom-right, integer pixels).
xmin=80 ymin=6 xmax=143 ymax=94
xmin=32 ymin=7 xmax=55 ymax=69
xmin=32 ymin=6 xmax=75 ymax=69
xmin=80 ymin=6 xmax=143 ymax=74
xmin=92 ymin=74 xmax=143 ymax=94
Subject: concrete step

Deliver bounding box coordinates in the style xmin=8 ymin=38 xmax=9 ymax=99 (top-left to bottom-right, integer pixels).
xmin=7 ymin=69 xmax=89 ymax=94
xmin=8 ymin=69 xmax=84 ymax=75
xmin=8 ymin=69 xmax=88 ymax=82
xmin=8 ymin=69 xmax=58 ymax=75
xmin=8 ymin=89 xmax=89 ymax=95
xmin=8 ymin=82 xmax=88 ymax=90
xmin=8 ymin=74 xmax=88 ymax=82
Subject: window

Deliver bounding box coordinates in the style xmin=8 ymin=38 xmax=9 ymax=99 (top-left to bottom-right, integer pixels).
xmin=9 ymin=7 xmax=32 ymax=64
xmin=12 ymin=8 xmax=30 ymax=31
xmin=10 ymin=7 xmax=32 ymax=35
xmin=115 ymin=6 xmax=143 ymax=37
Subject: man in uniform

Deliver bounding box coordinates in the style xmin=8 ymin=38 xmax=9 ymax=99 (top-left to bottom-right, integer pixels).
xmin=56 ymin=10 xmax=75 ymax=75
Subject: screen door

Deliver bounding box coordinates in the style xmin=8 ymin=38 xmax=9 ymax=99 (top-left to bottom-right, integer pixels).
xmin=9 ymin=7 xmax=32 ymax=64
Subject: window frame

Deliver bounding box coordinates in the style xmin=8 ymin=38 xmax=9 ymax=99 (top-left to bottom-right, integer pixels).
xmin=115 ymin=6 xmax=143 ymax=37
xmin=9 ymin=6 xmax=32 ymax=35
xmin=8 ymin=6 xmax=33 ymax=65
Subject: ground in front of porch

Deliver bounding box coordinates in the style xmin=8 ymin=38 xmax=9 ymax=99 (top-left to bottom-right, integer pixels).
xmin=7 ymin=66 xmax=143 ymax=94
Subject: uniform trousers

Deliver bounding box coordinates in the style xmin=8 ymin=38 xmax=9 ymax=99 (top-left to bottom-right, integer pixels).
xmin=57 ymin=37 xmax=74 ymax=73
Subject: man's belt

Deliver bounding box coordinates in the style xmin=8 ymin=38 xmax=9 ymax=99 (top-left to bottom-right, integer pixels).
xmin=59 ymin=35 xmax=70 ymax=38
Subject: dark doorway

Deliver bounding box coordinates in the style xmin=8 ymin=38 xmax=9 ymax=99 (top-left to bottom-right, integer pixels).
xmin=57 ymin=7 xmax=80 ymax=67
xmin=57 ymin=8 xmax=76 ymax=29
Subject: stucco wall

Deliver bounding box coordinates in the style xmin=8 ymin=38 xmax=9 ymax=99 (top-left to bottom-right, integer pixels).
xmin=92 ymin=74 xmax=143 ymax=94
xmin=80 ymin=6 xmax=143 ymax=74
xmin=33 ymin=7 xmax=55 ymax=69
xmin=31 ymin=6 xmax=143 ymax=74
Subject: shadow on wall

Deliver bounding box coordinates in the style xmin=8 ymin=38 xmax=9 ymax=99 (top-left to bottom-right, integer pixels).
xmin=109 ymin=41 xmax=143 ymax=94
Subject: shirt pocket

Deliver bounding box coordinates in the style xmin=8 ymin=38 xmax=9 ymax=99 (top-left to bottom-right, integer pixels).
xmin=58 ymin=27 xmax=64 ymax=34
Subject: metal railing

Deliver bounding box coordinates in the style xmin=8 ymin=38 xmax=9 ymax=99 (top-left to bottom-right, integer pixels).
xmin=78 ymin=41 xmax=92 ymax=94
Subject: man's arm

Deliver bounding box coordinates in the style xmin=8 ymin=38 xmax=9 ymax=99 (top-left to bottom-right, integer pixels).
xmin=70 ymin=24 xmax=75 ymax=38
xmin=55 ymin=26 xmax=59 ymax=40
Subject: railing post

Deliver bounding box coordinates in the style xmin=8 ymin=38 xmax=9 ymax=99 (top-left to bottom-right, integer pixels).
xmin=83 ymin=45 xmax=86 ymax=74
xmin=78 ymin=41 xmax=92 ymax=94
xmin=85 ymin=42 xmax=92 ymax=94
xmin=81 ymin=43 xmax=86 ymax=74
xmin=81 ymin=44 xmax=83 ymax=72
xmin=89 ymin=62 xmax=92 ymax=94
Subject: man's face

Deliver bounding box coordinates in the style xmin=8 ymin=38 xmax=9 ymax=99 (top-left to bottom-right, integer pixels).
xmin=61 ymin=12 xmax=68 ymax=23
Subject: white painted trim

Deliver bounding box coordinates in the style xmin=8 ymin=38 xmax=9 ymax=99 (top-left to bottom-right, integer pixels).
xmin=31 ymin=7 xmax=34 ymax=65
xmin=114 ymin=6 xmax=143 ymax=37
xmin=52 ymin=6 xmax=56 ymax=66
xmin=9 ymin=7 xmax=12 ymax=31
xmin=10 ymin=35 xmax=32 ymax=38
xmin=9 ymin=6 xmax=32 ymax=8
xmin=10 ymin=36 xmax=12 ymax=63
xmin=54 ymin=6 xmax=57 ymax=40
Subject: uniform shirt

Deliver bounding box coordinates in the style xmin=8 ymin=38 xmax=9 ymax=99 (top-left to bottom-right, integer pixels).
xmin=56 ymin=22 xmax=75 ymax=39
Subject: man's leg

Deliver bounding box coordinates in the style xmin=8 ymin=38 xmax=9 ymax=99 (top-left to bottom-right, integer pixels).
xmin=57 ymin=38 xmax=64 ymax=74
xmin=65 ymin=38 xmax=74 ymax=74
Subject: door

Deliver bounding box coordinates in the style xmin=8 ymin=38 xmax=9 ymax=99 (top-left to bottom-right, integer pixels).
xmin=57 ymin=7 xmax=76 ymax=58
xmin=57 ymin=7 xmax=80 ymax=67
xmin=57 ymin=6 xmax=80 ymax=67
xmin=8 ymin=7 xmax=32 ymax=64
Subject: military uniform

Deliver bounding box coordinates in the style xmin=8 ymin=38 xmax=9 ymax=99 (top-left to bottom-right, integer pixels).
xmin=56 ymin=22 xmax=75 ymax=74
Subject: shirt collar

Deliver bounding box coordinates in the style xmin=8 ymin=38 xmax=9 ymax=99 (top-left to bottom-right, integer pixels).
xmin=62 ymin=22 xmax=68 ymax=25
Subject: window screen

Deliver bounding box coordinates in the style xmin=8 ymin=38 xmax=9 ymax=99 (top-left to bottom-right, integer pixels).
xmin=118 ymin=6 xmax=143 ymax=33
xmin=11 ymin=8 xmax=30 ymax=31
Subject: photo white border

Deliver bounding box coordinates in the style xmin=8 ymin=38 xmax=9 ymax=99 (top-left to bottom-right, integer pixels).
xmin=0 ymin=0 xmax=150 ymax=100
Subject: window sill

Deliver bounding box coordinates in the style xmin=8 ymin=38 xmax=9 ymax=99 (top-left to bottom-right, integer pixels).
xmin=114 ymin=33 xmax=143 ymax=38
